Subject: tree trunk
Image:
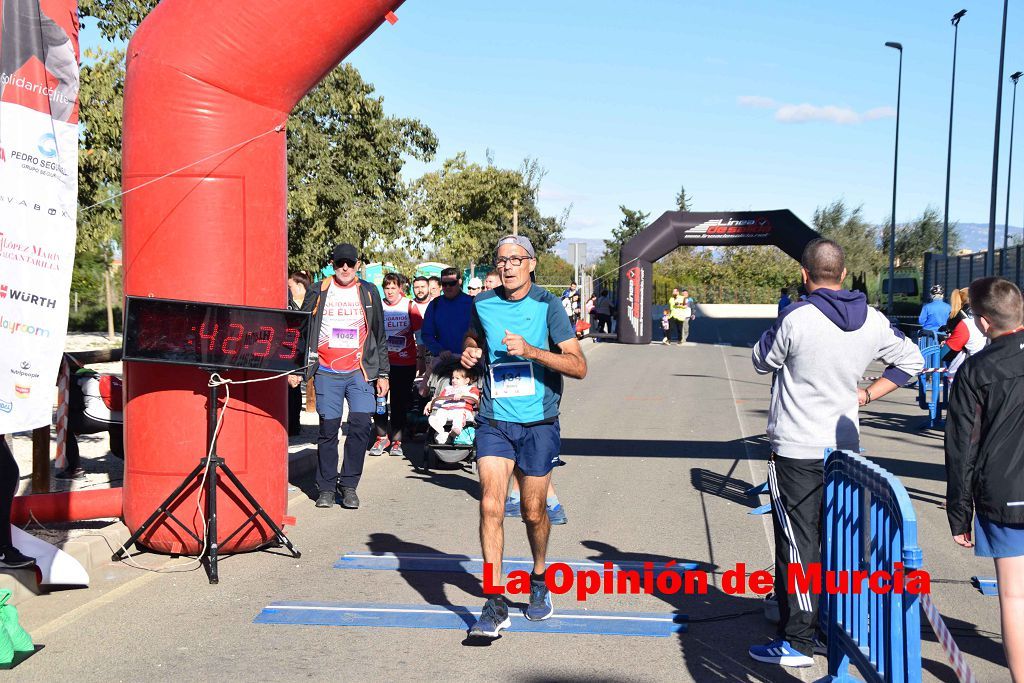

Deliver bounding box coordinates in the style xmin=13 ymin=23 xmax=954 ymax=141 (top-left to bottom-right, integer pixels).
xmin=104 ymin=267 xmax=115 ymax=340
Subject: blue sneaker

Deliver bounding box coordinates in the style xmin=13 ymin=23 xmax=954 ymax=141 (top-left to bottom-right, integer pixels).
xmin=469 ymin=597 xmax=511 ymax=637
xmin=524 ymin=578 xmax=553 ymax=621
xmin=505 ymin=499 xmax=521 ymax=517
xmin=546 ymin=503 xmax=568 ymax=525
xmin=748 ymin=639 xmax=813 ymax=667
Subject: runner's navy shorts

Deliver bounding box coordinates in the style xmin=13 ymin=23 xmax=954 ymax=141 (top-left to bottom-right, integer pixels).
xmin=974 ymin=515 xmax=1024 ymax=558
xmin=475 ymin=416 xmax=560 ymax=476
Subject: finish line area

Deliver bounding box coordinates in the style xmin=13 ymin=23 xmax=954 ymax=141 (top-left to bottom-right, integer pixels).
xmin=12 ymin=327 xmax=1008 ymax=681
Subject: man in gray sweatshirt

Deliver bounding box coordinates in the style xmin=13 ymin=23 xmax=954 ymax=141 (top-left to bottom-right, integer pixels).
xmin=748 ymin=238 xmax=924 ymax=669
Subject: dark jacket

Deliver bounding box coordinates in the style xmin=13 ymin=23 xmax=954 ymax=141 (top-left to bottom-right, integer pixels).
xmin=304 ymin=277 xmax=389 ymax=382
xmin=421 ymin=292 xmax=473 ymax=356
xmin=945 ymin=329 xmax=1024 ymax=534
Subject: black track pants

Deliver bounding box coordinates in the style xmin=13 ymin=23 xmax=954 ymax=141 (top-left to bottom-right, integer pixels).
xmin=767 ymin=453 xmax=823 ymax=656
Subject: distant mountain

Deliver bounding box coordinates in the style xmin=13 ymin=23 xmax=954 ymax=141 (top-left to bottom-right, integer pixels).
xmin=552 ymin=238 xmax=606 ymax=265
xmin=953 ymin=223 xmax=1022 ymax=253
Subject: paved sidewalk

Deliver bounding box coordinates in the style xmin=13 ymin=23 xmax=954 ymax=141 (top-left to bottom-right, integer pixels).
xmin=5 ymin=334 xmax=1004 ymax=681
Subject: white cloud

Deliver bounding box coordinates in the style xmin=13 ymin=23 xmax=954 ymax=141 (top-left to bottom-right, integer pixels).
xmin=738 ymin=96 xmax=897 ymax=125
xmin=737 ymin=95 xmax=777 ymax=109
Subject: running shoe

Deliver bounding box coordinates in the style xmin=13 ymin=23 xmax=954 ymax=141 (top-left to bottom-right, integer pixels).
xmin=524 ymin=577 xmax=554 ymax=621
xmin=469 ymin=597 xmax=511 ymax=637
xmin=504 ymin=499 xmax=521 ymax=517
xmin=369 ymin=436 xmax=390 ymax=456
xmin=748 ymin=639 xmax=813 ymax=667
xmin=389 ymin=441 xmax=403 ymax=458
xmin=547 ymin=503 xmax=568 ymax=525
xmin=0 ymin=546 xmax=35 ymax=569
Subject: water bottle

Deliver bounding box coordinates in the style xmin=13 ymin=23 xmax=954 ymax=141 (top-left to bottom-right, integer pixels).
xmin=375 ymin=395 xmax=388 ymax=416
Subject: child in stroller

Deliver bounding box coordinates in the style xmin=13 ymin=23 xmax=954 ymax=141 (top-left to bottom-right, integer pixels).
xmin=417 ymin=358 xmax=481 ymax=470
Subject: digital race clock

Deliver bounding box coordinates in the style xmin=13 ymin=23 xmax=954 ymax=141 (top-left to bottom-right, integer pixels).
xmin=123 ymin=296 xmax=311 ymax=374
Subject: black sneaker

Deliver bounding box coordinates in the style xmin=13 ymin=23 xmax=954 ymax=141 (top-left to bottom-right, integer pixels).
xmin=339 ymin=487 xmax=360 ymax=509
xmin=0 ymin=546 xmax=35 ymax=569
xmin=469 ymin=597 xmax=511 ymax=637
xmin=315 ymin=491 xmax=335 ymax=508
xmin=524 ymin=577 xmax=554 ymax=620
xmin=56 ymin=467 xmax=86 ymax=480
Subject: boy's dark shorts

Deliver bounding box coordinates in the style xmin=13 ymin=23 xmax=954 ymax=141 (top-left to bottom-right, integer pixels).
xmin=475 ymin=416 xmax=560 ymax=476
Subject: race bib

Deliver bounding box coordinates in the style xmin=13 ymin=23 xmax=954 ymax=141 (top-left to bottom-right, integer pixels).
xmin=387 ymin=335 xmax=405 ymax=353
xmin=330 ymin=327 xmax=359 ymax=349
xmin=490 ymin=362 xmax=536 ymax=399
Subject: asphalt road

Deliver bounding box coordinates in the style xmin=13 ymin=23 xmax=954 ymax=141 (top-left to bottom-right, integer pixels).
xmin=11 ymin=322 xmax=1006 ymax=682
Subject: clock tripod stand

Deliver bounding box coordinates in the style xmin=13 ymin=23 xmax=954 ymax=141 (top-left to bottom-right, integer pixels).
xmin=113 ymin=371 xmax=301 ymax=583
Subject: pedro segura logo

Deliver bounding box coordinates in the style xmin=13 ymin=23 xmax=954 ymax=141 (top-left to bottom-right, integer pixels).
xmin=484 ymin=561 xmax=931 ymax=600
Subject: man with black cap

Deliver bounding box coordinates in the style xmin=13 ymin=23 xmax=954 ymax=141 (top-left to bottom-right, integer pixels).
xmin=461 ymin=234 xmax=587 ymax=637
xmin=289 ymin=243 xmax=389 ymax=509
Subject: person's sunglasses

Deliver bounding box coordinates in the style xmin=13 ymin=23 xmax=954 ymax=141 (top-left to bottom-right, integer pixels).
xmin=441 ymin=279 xmax=460 ymax=286
xmin=334 ymin=259 xmax=357 ymax=269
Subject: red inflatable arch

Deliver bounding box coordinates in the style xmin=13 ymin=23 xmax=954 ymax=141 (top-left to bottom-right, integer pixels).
xmin=121 ymin=0 xmax=404 ymax=553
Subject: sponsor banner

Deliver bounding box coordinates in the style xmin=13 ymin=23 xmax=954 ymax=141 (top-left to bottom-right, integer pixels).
xmin=0 ymin=0 xmax=80 ymax=432
xmin=683 ymin=216 xmax=774 ymax=243
xmin=625 ymin=265 xmax=644 ymax=339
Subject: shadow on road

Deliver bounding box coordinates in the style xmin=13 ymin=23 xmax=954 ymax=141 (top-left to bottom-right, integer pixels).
xmin=559 ymin=435 xmax=770 ymax=460
xmin=690 ymin=468 xmax=759 ymax=509
xmin=580 ymin=540 xmax=805 ymax=682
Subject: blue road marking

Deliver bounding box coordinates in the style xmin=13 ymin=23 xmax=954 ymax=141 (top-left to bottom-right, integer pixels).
xmin=333 ymin=552 xmax=700 ymax=575
xmin=748 ymin=503 xmax=772 ymax=515
xmin=255 ymin=601 xmax=687 ymax=637
xmin=971 ymin=576 xmax=998 ymax=596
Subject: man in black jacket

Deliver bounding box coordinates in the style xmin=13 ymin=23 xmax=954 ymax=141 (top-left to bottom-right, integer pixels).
xmin=288 ymin=244 xmax=389 ymax=510
xmin=945 ymin=276 xmax=1024 ymax=681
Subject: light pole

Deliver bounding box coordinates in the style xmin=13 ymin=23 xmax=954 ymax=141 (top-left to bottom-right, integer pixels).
xmin=987 ymin=0 xmax=1010 ymax=276
xmin=1005 ymin=71 xmax=1023 ymax=266
xmin=886 ymin=41 xmax=903 ymax=316
xmin=943 ymin=10 xmax=967 ymax=259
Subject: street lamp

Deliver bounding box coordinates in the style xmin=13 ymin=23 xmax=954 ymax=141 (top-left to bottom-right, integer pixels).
xmin=885 ymin=41 xmax=903 ymax=316
xmin=987 ymin=0 xmax=1010 ymax=276
xmin=1004 ymin=71 xmax=1023 ymax=265
xmin=943 ymin=10 xmax=966 ymax=260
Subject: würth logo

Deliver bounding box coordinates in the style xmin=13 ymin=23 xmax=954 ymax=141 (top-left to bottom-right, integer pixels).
xmin=0 ymin=283 xmax=57 ymax=309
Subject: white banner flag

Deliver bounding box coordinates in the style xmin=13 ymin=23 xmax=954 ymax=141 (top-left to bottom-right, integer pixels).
xmin=0 ymin=0 xmax=80 ymax=432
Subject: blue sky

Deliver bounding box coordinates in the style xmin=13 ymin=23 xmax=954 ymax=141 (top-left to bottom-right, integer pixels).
xmin=81 ymin=1 xmax=1024 ymax=241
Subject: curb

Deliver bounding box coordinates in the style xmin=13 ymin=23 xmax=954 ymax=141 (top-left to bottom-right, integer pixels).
xmin=1 ymin=445 xmax=318 ymax=607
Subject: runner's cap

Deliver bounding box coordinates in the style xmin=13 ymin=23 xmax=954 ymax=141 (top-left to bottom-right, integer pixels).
xmin=496 ymin=235 xmax=535 ymax=258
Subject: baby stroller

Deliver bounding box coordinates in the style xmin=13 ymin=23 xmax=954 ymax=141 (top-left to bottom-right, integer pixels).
xmin=419 ymin=356 xmax=480 ymax=472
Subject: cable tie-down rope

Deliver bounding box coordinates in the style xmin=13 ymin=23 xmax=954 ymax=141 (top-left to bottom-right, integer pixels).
xmin=81 ymin=123 xmax=286 ymax=212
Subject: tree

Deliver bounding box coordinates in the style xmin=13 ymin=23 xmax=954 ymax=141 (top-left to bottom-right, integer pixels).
xmin=79 ymin=0 xmax=155 ymax=41
xmin=410 ymin=154 xmax=567 ymax=267
xmin=286 ymin=64 xmax=437 ymax=271
xmin=534 ymin=253 xmax=575 ymax=293
xmin=880 ymin=206 xmax=959 ymax=272
xmin=675 ymin=185 xmax=693 ymax=211
xmin=813 ymin=200 xmax=884 ymax=279
xmin=76 ymin=47 xmax=126 ymax=337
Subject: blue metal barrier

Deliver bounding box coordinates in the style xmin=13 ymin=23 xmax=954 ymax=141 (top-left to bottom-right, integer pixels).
xmin=915 ymin=331 xmax=944 ymax=428
xmin=823 ymin=449 xmax=923 ymax=683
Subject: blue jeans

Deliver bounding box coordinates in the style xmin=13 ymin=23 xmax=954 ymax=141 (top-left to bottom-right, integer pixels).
xmin=314 ymin=370 xmax=375 ymax=492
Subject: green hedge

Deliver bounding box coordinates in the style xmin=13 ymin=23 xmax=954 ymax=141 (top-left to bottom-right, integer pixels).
xmin=68 ymin=305 xmax=122 ymax=333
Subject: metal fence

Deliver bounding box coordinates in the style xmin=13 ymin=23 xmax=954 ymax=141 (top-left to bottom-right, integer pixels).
xmin=925 ymin=245 xmax=1024 ymax=295
xmin=822 ymin=449 xmax=923 ymax=683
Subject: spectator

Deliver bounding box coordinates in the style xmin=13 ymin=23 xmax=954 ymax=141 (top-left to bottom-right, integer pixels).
xmin=941 ymin=287 xmax=987 ymax=377
xmin=561 ymin=281 xmax=578 ymax=300
xmin=592 ymin=289 xmax=612 ymax=339
xmin=483 ymin=270 xmax=501 ymax=291
xmin=945 ymin=277 xmax=1024 ymax=682
xmin=467 ymin=277 xmax=483 ymax=297
xmin=659 ymin=308 xmax=671 ymax=345
xmin=412 ymin=276 xmax=430 ymax=312
xmin=778 ymin=287 xmax=792 ymax=315
xmin=749 ymin=238 xmax=923 ymax=669
xmin=667 ymin=287 xmax=695 ymax=345
xmin=427 ymin=275 xmax=442 ymax=301
xmin=370 ymin=273 xmax=423 ymax=458
xmin=919 ymin=284 xmax=952 ymax=335
xmin=421 ymin=267 xmax=474 ymax=366
xmin=287 ymin=270 xmax=316 ymax=436
xmin=289 ymin=243 xmax=390 ymax=511
xmin=58 ymin=367 xmax=124 ymax=480
xmin=0 ymin=438 xmax=34 ymax=568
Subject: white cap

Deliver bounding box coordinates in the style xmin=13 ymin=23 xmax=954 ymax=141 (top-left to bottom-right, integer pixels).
xmin=467 ymin=277 xmax=483 ymax=288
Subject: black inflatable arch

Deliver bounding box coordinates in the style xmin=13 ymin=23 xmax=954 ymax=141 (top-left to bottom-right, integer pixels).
xmin=614 ymin=210 xmax=820 ymax=344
